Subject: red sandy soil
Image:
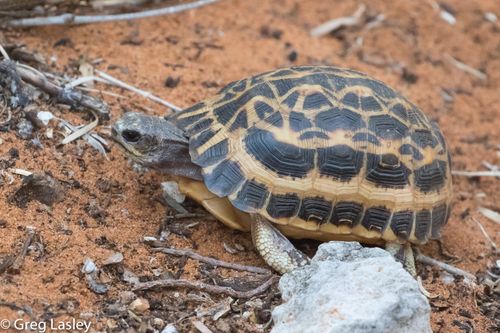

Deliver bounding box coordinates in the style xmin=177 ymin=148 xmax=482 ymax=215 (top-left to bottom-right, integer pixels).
xmin=0 ymin=0 xmax=499 ymax=332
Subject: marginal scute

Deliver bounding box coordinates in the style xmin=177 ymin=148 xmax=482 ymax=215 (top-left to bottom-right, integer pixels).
xmin=411 ymin=129 xmax=438 ymax=148
xmin=431 ymin=204 xmax=447 ymax=239
xmin=214 ymin=103 xmax=238 ymax=125
xmin=195 ymin=139 xmax=228 ymax=167
xmin=390 ymin=103 xmax=408 ymax=121
xmin=204 ymin=160 xmax=245 ymax=197
xmin=414 ymin=160 xmax=447 ymax=192
xmin=186 ymin=118 xmax=214 ymax=136
xmin=330 ymin=201 xmax=363 ymax=226
xmin=232 ymin=179 xmax=269 ymax=212
xmin=361 ymin=206 xmax=391 ymax=232
xmin=415 ymin=210 xmax=431 ymax=241
xmin=390 ymin=210 xmax=414 ymax=240
xmin=267 ymin=193 xmax=301 ymax=218
xmin=298 ymin=197 xmax=332 ymax=223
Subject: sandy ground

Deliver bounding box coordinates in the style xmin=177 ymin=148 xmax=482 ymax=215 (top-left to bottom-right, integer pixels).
xmin=0 ymin=0 xmax=499 ymax=332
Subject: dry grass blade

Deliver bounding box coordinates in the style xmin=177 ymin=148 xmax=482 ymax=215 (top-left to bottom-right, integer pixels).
xmin=478 ymin=207 xmax=500 ymax=225
xmin=0 ymin=43 xmax=10 ymax=59
xmin=9 ymin=168 xmax=33 ymax=176
xmin=96 ymin=70 xmax=181 ymax=112
xmin=444 ymin=54 xmax=487 ymax=81
xmin=310 ymin=4 xmax=366 ymax=37
xmin=472 ymin=217 xmax=497 ymax=250
xmin=59 ymin=119 xmax=108 ymax=157
xmin=61 ymin=117 xmax=99 ymax=145
xmin=7 ymin=0 xmax=218 ymax=27
xmin=452 ymin=170 xmax=500 ymax=177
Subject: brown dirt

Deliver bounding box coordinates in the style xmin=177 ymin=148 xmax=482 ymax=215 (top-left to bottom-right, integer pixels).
xmin=0 ymin=0 xmax=499 ymax=332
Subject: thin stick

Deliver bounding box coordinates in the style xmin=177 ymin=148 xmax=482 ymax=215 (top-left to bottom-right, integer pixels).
xmin=452 ymin=170 xmax=500 ymax=177
xmin=96 ymin=70 xmax=181 ymax=112
xmin=472 ymin=217 xmax=497 ymax=250
xmin=478 ymin=207 xmax=500 ymax=225
xmin=444 ymin=54 xmax=487 ymax=81
xmin=133 ymin=276 xmax=278 ymax=298
xmin=8 ymin=0 xmax=217 ymax=27
xmin=0 ymin=43 xmax=10 ymax=60
xmin=11 ymin=226 xmax=36 ymax=272
xmin=150 ymin=246 xmax=272 ymax=275
xmin=415 ymin=253 xmax=476 ymax=283
xmin=10 ymin=62 xmax=110 ymax=119
xmin=310 ymin=5 xmax=366 ymax=37
xmin=61 ymin=116 xmax=98 ymax=144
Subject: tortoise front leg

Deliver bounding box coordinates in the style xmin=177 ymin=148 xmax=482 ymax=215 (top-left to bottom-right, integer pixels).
xmin=385 ymin=242 xmax=416 ymax=276
xmin=251 ymin=214 xmax=310 ymax=274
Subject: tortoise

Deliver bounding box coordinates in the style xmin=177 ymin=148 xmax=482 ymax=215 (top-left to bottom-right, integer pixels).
xmin=112 ymin=66 xmax=453 ymax=275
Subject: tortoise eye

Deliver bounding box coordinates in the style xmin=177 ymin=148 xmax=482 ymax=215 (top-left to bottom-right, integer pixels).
xmin=122 ymin=129 xmax=142 ymax=143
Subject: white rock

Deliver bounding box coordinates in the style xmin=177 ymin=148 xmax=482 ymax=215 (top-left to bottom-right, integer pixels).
xmin=272 ymin=242 xmax=431 ymax=333
xmin=161 ymin=324 xmax=179 ymax=333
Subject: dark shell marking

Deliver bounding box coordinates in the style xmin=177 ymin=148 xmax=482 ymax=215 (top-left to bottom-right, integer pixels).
xmin=172 ymin=66 xmax=453 ymax=244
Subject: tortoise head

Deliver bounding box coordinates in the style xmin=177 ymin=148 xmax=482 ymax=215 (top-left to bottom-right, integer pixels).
xmin=112 ymin=112 xmax=202 ymax=179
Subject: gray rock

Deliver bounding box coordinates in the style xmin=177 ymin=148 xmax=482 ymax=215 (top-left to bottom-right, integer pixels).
xmin=272 ymin=242 xmax=431 ymax=333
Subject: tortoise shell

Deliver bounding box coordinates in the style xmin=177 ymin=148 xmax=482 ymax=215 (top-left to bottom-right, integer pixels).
xmin=170 ymin=66 xmax=453 ymax=245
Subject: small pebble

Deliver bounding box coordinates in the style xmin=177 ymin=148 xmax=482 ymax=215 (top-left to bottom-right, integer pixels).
xmin=161 ymin=324 xmax=179 ymax=333
xmin=129 ymin=298 xmax=150 ymax=313
xmin=102 ymin=252 xmax=124 ymax=265
xmin=16 ymin=119 xmax=34 ymax=140
xmin=82 ymin=258 xmax=97 ymax=274
xmin=152 ymin=318 xmax=165 ymax=329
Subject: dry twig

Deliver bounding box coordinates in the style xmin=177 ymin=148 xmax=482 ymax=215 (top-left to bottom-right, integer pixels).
xmin=478 ymin=207 xmax=500 ymax=225
xmin=416 ymin=253 xmax=477 ymax=284
xmin=149 ymin=246 xmax=272 ymax=275
xmin=133 ymin=275 xmax=278 ymax=298
xmin=452 ymin=170 xmax=500 ymax=177
xmin=310 ymin=4 xmax=366 ymax=37
xmin=10 ymin=226 xmax=36 ymax=273
xmin=96 ymin=70 xmax=181 ymax=112
xmin=7 ymin=0 xmax=218 ymax=27
xmin=444 ymin=54 xmax=487 ymax=81
xmin=472 ymin=217 xmax=497 ymax=250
